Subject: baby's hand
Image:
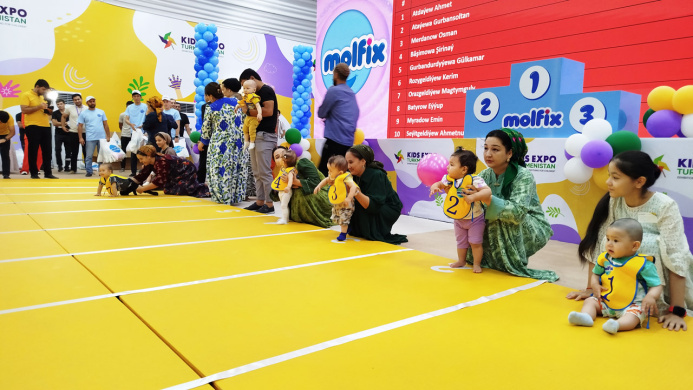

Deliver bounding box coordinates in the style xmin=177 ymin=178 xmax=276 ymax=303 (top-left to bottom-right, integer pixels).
xmin=429 ymin=182 xmax=443 ymax=197
xmin=313 ymin=187 xmax=320 ymax=194
xmin=257 ymin=113 xmax=262 ymax=121
xmin=641 ymin=296 xmax=658 ymax=317
xmin=283 ymin=187 xmax=290 ymax=193
xmin=94 ymin=193 xmax=102 ymax=196
xmin=463 ymin=194 xmax=476 ymax=204
xmin=590 ymin=282 xmax=606 ymax=304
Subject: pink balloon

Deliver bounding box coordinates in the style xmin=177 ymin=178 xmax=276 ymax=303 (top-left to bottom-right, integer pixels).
xmin=192 ymin=144 xmax=200 ymax=154
xmin=417 ymin=153 xmax=448 ymax=186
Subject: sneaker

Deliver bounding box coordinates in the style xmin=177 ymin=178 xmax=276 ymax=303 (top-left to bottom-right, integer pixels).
xmin=129 ymin=173 xmax=136 ymax=177
xmin=44 ymin=175 xmax=59 ymax=179
xmin=58 ymin=168 xmax=63 ymax=172
xmin=244 ymin=202 xmax=262 ymax=211
xmin=120 ymin=168 xmax=125 ymax=173
xmin=70 ymin=171 xmax=77 ymax=174
xmin=30 ymin=175 xmax=40 ymax=179
xmin=21 ymin=171 xmax=27 ymax=175
xmin=3 ymin=176 xmax=9 ymax=179
xmin=257 ymin=205 xmax=275 ymax=214
xmin=85 ymin=173 xmax=92 ymax=177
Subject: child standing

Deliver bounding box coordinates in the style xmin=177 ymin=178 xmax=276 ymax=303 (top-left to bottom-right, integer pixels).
xmin=430 ymin=147 xmax=491 ymax=272
xmin=271 ymin=149 xmax=297 ymax=224
xmin=569 ymin=218 xmax=662 ymax=334
xmin=314 ymin=155 xmax=359 ymax=242
xmin=235 ymin=79 xmax=263 ymax=150
xmin=95 ymin=163 xmax=129 ymax=196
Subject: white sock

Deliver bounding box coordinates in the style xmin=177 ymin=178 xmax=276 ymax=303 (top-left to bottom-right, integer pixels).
xmin=275 ymin=219 xmax=287 ymax=225
xmin=568 ymin=312 xmax=594 ymax=327
xmin=248 ymin=142 xmax=255 ymax=150
xmin=602 ymin=319 xmax=620 ymax=334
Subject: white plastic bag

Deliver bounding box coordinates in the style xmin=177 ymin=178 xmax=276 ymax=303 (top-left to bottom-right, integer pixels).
xmin=97 ymin=139 xmax=124 ymax=163
xmin=173 ymin=138 xmax=189 ymax=158
xmin=107 ymin=137 xmax=125 ymax=161
xmin=127 ymin=128 xmax=145 ymax=154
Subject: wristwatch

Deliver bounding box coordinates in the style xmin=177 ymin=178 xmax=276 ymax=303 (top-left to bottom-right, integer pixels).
xmin=668 ymin=305 xmax=687 ymax=318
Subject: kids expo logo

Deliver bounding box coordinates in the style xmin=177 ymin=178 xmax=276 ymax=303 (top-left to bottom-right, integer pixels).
xmin=321 ymin=9 xmax=387 ymax=93
xmin=159 ymin=32 xmax=176 ymax=49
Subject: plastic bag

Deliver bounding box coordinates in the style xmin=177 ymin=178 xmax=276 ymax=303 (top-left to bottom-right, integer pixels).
xmin=127 ymin=128 xmax=145 ymax=154
xmin=173 ymin=138 xmax=189 ymax=158
xmin=97 ymin=139 xmax=125 ymax=163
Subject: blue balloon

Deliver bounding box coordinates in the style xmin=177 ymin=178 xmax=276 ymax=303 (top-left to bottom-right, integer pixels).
xmin=305 ymin=87 xmax=312 ymax=94
xmin=292 ymin=117 xmax=299 ymax=124
xmin=296 ymin=85 xmax=305 ymax=93
xmin=307 ymin=47 xmax=313 ymax=53
xmin=209 ymin=57 xmax=219 ymax=66
xmin=196 ymin=39 xmax=208 ymax=50
xmin=197 ymin=55 xmax=208 ymax=65
xmin=293 ymin=92 xmax=300 ymax=99
xmin=297 ymin=59 xmax=306 ymax=67
xmin=207 ymin=24 xmax=217 ymax=33
xmin=203 ymin=48 xmax=213 ymax=57
xmin=296 ymin=98 xmax=304 ymax=106
xmin=203 ymin=31 xmax=214 ymax=42
xmin=196 ymin=101 xmax=204 ymax=108
xmin=203 ymin=78 xmax=213 ymax=85
xmin=302 ymin=67 xmax=311 ymax=75
xmin=301 ymin=79 xmax=311 ymax=88
xmin=293 ymin=80 xmax=300 ymax=88
xmin=194 ymin=32 xmax=202 ymax=41
xmin=214 ymin=66 xmax=219 ymax=73
xmin=194 ymin=78 xmax=202 ymax=87
xmin=196 ymin=86 xmax=205 ymax=95
xmin=194 ymin=48 xmax=202 ymax=56
xmin=302 ymin=52 xmax=311 ymax=61
xmin=195 ymin=123 xmax=202 ymax=131
xmin=306 ymin=73 xmax=313 ymax=80
xmin=194 ymin=64 xmax=203 ymax=72
xmin=294 ymin=52 xmax=301 ymax=60
xmin=196 ymin=93 xmax=204 ymax=101
xmin=301 ymin=129 xmax=310 ymax=138
xmin=208 ymin=72 xmax=218 ymax=80
xmin=293 ymin=66 xmax=300 ymax=74
xmin=204 ymin=63 xmax=214 ymax=73
xmin=296 ymin=110 xmax=304 ymax=118
xmin=197 ymin=70 xmax=209 ymax=80
xmin=208 ymin=41 xmax=218 ymax=50
xmin=301 ymin=92 xmax=310 ymax=100
xmin=195 ymin=108 xmax=202 ymax=116
xmin=195 ymin=23 xmax=207 ymax=33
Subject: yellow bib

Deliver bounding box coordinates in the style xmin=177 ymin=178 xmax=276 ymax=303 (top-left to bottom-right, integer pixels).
xmin=443 ymin=174 xmax=474 ymax=219
xmin=597 ymin=251 xmax=654 ymax=310
xmin=329 ymin=172 xmax=352 ymax=204
xmin=271 ymin=167 xmax=295 ymax=191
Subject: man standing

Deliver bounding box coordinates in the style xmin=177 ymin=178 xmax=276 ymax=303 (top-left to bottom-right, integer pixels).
xmin=61 ymin=94 xmax=85 ymax=174
xmin=51 ymin=98 xmax=69 ymax=172
xmin=162 ymin=96 xmax=181 ymax=141
xmin=77 ymin=96 xmax=111 ymax=177
xmin=174 ymin=102 xmax=191 ymax=139
xmin=124 ymin=90 xmax=146 ymax=176
xmin=19 ymin=79 xmax=57 ymax=179
xmin=15 ymin=112 xmax=25 ymax=151
xmin=317 ymin=63 xmax=359 ymax=177
xmin=239 ymin=69 xmax=278 ymax=214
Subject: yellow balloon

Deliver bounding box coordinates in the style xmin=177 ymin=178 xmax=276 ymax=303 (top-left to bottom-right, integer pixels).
xmin=647 ymin=86 xmax=676 ymax=111
xmin=592 ymin=165 xmax=610 ymax=192
xmin=672 ymin=85 xmax=693 ymax=115
xmin=280 ymin=142 xmax=290 ymax=148
xmin=353 ymin=128 xmax=365 ymax=145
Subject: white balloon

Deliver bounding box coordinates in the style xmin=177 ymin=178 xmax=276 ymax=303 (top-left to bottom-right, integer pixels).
xmin=300 ymin=150 xmax=312 ymax=160
xmin=299 ymin=138 xmax=310 ymax=151
xmin=582 ymin=118 xmax=612 ymax=140
xmin=565 ymin=134 xmax=590 ymax=157
xmin=681 ymin=113 xmax=693 ymax=138
xmin=564 ymin=157 xmax=593 ymax=184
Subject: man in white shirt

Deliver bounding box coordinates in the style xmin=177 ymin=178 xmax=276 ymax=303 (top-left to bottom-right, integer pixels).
xmin=162 ymin=96 xmax=181 ymax=141
xmin=61 ymin=93 xmax=85 ymax=173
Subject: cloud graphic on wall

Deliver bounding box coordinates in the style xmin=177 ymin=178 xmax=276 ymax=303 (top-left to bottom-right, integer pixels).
xmin=63 ymin=64 xmax=93 ymax=90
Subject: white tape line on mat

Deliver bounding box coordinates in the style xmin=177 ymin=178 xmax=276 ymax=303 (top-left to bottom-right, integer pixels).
xmin=163 ymin=280 xmax=547 ymax=390
xmin=0 ymin=203 xmax=220 ymax=217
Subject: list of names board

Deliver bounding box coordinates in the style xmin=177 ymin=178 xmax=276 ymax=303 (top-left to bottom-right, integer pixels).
xmin=388 ymin=0 xmax=486 ymax=138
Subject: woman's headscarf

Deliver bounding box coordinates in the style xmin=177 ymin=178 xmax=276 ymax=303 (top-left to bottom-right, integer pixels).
xmin=147 ymin=96 xmax=164 ymax=122
xmin=497 ymin=128 xmax=528 ymax=199
xmin=349 ymin=144 xmax=386 ymax=173
xmin=155 ymin=131 xmax=172 ymax=147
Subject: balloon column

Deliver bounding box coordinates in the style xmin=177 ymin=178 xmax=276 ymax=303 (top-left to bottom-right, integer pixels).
xmin=291 ymin=45 xmax=313 ymax=141
xmin=192 ymin=23 xmax=220 ymax=132
xmin=563 ymin=119 xmax=641 ymax=188
xmin=644 ymin=85 xmax=693 ymax=138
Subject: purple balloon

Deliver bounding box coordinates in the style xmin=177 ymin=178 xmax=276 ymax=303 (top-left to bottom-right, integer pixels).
xmin=564 ymin=150 xmax=573 ymax=160
xmin=417 ymin=153 xmax=448 ymax=187
xmin=646 ymin=110 xmax=682 ymax=138
xmin=289 ymin=143 xmax=303 ymax=157
xmin=192 ymin=144 xmax=200 ymax=154
xmin=676 ymin=129 xmax=686 ymax=138
xmin=362 ymin=140 xmax=369 ymax=146
xmin=580 ymin=139 xmax=613 ymax=168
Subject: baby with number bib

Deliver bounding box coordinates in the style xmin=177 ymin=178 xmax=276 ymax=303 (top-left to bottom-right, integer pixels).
xmin=430 ymin=147 xmax=491 ymax=272
xmin=270 ymin=148 xmax=297 ymax=225
xmin=314 ymin=155 xmax=359 ymax=242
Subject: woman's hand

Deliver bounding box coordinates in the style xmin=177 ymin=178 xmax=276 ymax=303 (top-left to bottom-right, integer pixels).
xmin=197 ymin=142 xmax=205 ymax=152
xmin=658 ymin=313 xmax=688 ymax=331
xmin=292 ymin=178 xmax=302 ymax=188
xmin=566 ymin=289 xmax=593 ymax=301
xmin=136 ymin=186 xmax=144 ymax=194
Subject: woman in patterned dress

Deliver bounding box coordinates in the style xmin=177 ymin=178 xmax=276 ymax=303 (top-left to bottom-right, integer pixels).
xmin=198 ymin=82 xmax=247 ymax=205
xmin=463 ymin=129 xmax=558 ymax=281
xmin=221 ymin=78 xmax=255 ymax=198
xmin=569 ymin=150 xmax=693 ymax=331
xmin=131 ymin=145 xmax=209 ymax=197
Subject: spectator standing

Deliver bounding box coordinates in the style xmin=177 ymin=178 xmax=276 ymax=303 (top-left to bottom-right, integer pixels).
xmin=61 ymin=94 xmax=85 ymax=174
xmin=51 ymin=98 xmax=69 ymax=172
xmin=162 ymin=96 xmax=181 ymax=139
xmin=0 ymin=110 xmax=15 ymax=179
xmin=19 ymin=79 xmax=57 ymax=179
xmin=77 ymin=96 xmax=111 ymax=177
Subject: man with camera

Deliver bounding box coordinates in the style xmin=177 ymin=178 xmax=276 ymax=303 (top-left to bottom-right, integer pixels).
xmin=19 ymin=79 xmax=58 ymax=179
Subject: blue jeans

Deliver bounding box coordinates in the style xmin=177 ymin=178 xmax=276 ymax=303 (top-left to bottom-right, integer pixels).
xmin=84 ymin=140 xmax=100 ymax=174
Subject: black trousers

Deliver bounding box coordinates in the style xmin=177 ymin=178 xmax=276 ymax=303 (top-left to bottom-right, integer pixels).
xmin=120 ymin=136 xmax=138 ymax=175
xmin=19 ymin=128 xmax=26 ymax=150
xmin=198 ymin=146 xmax=208 ymax=183
xmin=0 ymin=138 xmax=10 ymax=177
xmin=54 ymin=129 xmax=70 ymax=170
xmin=26 ymin=125 xmax=53 ymax=176
xmin=318 ymin=138 xmax=351 ymax=177
xmin=64 ymin=132 xmax=80 ymax=172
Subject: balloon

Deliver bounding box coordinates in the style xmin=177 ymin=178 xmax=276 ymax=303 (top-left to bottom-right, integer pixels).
xmin=296 ymin=110 xmax=305 ymax=118
xmin=307 ymin=47 xmax=313 ymax=53
xmin=290 ymin=143 xmax=303 ymax=156
xmin=280 ymin=142 xmax=290 ymax=149
xmin=204 ymin=63 xmax=214 ymax=73
xmin=302 ymin=52 xmax=312 ymax=61
xmin=563 ymin=157 xmax=593 ymax=184
xmin=195 ymin=86 xmax=205 ymax=95
xmin=203 ymin=78 xmax=213 ymax=85
xmin=294 ymin=52 xmax=301 ymax=60
xmin=192 ymin=143 xmax=200 ymax=154
xmin=208 ymin=41 xmax=218 ymax=50
xmin=362 ymin=140 xmax=369 ymax=146
xmin=194 ymin=48 xmax=202 ymax=56
xmin=642 ymin=108 xmax=655 ymax=128
xmin=194 ymin=78 xmax=202 ymax=87
xmin=196 ymin=101 xmax=204 ymax=108
xmin=285 ymin=128 xmax=301 ymax=144
xmin=353 ymin=128 xmax=365 ymax=145
xmin=197 ymin=70 xmax=208 ymax=80
xmin=300 ymin=129 xmax=310 ymax=138
xmin=207 ymin=24 xmax=217 ymax=33
xmin=203 ymin=48 xmax=214 ymax=57
xmin=296 ymin=85 xmax=305 ymax=93
xmin=297 ymin=59 xmax=306 ymax=67
xmin=672 ymin=85 xmax=693 ymax=115
xmin=605 ymin=131 xmax=641 ymax=155
xmin=301 ymin=92 xmax=310 ymax=100
xmin=580 ymin=139 xmax=613 ymax=169
xmin=195 ymin=23 xmax=207 ymax=33
xmin=194 ymin=32 xmax=202 ymax=41
xmin=194 ymin=64 xmax=203 ymax=72
xmin=208 ymin=56 xmax=219 ymax=66
xmin=301 ymin=104 xmax=310 ymax=112
xmin=196 ymin=39 xmax=208 ymax=50
xmin=565 ymin=150 xmax=573 ymax=160
xmin=681 ymin=113 xmax=693 ymax=138
xmin=293 ymin=66 xmax=301 ymax=74
xmin=190 ymin=131 xmax=201 ymax=143
xmin=295 ymin=98 xmax=305 ymax=106
xmin=299 ymin=138 xmax=310 ymax=151
xmin=203 ymin=31 xmax=214 ymax=41
xmin=417 ymin=153 xmax=448 ymax=187
xmin=296 ymin=45 xmax=306 ymax=53
xmin=592 ymin=166 xmax=610 ymax=191
xmin=647 ymin=86 xmax=675 ymax=111
xmin=195 ymin=109 xmax=201 ymax=117
xmin=564 ymin=134 xmax=590 ymax=157
xmin=306 ymin=73 xmax=313 ymax=81
xmin=301 ymin=79 xmax=311 ymax=88
xmin=300 ymin=150 xmax=311 ymax=160
xmin=208 ymin=72 xmax=218 ymax=81
xmin=646 ymin=110 xmax=681 ymax=137
xmin=582 ymin=118 xmax=612 ymax=140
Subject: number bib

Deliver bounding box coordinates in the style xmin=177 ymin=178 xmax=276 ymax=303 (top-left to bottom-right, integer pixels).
xmin=329 ymin=172 xmax=352 ymax=205
xmin=597 ymin=252 xmax=653 ymax=310
xmin=271 ymin=167 xmax=295 ymax=191
xmin=443 ymin=174 xmax=474 ymax=219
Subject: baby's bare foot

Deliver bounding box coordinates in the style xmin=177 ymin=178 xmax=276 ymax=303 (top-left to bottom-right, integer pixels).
xmin=473 ymin=264 xmax=482 ymax=273
xmin=448 ymin=261 xmax=466 ymax=268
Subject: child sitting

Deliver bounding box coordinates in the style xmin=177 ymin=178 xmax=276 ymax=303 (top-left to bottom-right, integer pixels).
xmin=429 ymin=147 xmax=491 ymax=272
xmin=270 ymin=148 xmax=297 ymax=225
xmin=314 ymin=155 xmax=359 ymax=242
xmin=95 ymin=164 xmax=129 ymax=197
xmin=568 ymin=218 xmax=662 ymax=334
xmin=235 ymin=79 xmax=263 ymax=150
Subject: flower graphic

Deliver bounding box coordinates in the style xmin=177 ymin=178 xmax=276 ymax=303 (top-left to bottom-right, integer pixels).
xmin=0 ymin=80 xmax=21 ymax=98
xmin=653 ymin=155 xmax=669 ymax=177
xmin=394 ymin=150 xmax=404 ymax=163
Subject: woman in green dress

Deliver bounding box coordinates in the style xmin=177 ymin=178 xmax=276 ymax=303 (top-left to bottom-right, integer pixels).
xmin=271 ymin=146 xmax=333 ymax=228
xmin=345 ymin=145 xmax=407 ymax=245
xmin=464 ymin=129 xmax=557 ymax=281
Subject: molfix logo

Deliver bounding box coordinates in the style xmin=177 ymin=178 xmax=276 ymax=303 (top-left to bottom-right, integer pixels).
xmin=502 ymin=107 xmax=564 ymax=129
xmin=321 ymin=9 xmax=388 ymax=93
xmin=159 ymin=32 xmax=176 ymax=49
xmin=394 ymin=150 xmax=404 ymax=163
